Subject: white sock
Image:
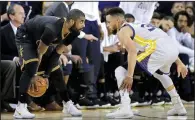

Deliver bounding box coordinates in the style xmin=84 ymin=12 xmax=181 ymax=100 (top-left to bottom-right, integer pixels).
xmin=153 ymin=73 xmax=178 ymax=98
xmin=115 ymin=66 xmax=131 ymax=106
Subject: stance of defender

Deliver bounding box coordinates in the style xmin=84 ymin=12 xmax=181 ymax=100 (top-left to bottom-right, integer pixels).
xmin=105 ymin=7 xmax=188 ymax=119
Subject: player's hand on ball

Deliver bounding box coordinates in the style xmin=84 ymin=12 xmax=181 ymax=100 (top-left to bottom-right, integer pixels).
xmin=120 ymin=76 xmax=133 ymax=92
xmin=29 ymin=76 xmax=39 ymax=92
xmin=84 ymin=34 xmax=98 ymax=41
xmin=177 ymin=62 xmax=188 ymax=78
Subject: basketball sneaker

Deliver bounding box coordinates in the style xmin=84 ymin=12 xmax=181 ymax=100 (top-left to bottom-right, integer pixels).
xmin=106 ymin=104 xmax=134 ymax=119
xmin=13 ymin=102 xmax=35 ymax=119
xmin=63 ymin=100 xmax=82 ymax=117
xmin=167 ymin=96 xmax=187 ymax=116
xmin=106 ymin=91 xmax=134 ymax=119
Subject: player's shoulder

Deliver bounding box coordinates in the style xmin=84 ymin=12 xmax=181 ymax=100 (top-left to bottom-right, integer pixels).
xmin=119 ymin=23 xmax=134 ymax=35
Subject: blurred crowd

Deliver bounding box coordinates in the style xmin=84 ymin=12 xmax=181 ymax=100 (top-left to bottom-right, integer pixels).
xmin=1 ymin=1 xmax=194 ymax=112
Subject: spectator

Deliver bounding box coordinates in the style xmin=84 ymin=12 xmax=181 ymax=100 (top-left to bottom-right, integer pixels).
xmin=185 ymin=6 xmax=194 ymax=36
xmin=71 ymin=2 xmax=109 ymax=107
xmin=10 ymin=1 xmax=43 ymax=21
xmin=171 ymin=2 xmax=185 ymax=16
xmin=174 ymin=11 xmax=193 ymax=49
xmin=125 ymin=13 xmax=135 ymax=23
xmin=1 ymin=3 xmax=44 ymax=112
xmin=159 ymin=16 xmax=175 ymax=32
xmin=150 ymin=12 xmax=162 ymax=27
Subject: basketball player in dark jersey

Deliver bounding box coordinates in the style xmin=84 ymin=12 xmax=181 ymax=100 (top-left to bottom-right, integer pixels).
xmin=13 ymin=9 xmax=97 ymax=119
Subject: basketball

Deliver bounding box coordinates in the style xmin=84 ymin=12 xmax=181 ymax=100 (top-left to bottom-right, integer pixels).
xmin=27 ymin=76 xmax=48 ymax=97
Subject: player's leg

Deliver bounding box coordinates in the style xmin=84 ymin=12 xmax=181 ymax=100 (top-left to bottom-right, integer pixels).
xmin=49 ymin=66 xmax=82 ymax=116
xmin=153 ymin=67 xmax=187 ymax=116
xmin=106 ymin=65 xmax=134 ymax=119
xmin=149 ymin=41 xmax=187 ymax=116
xmin=14 ymin=43 xmax=38 ymax=119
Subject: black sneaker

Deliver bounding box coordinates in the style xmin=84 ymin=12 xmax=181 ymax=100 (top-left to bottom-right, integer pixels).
xmin=137 ymin=97 xmax=150 ymax=106
xmin=76 ymin=95 xmax=98 ymax=109
xmin=130 ymin=92 xmax=139 ymax=107
xmin=151 ymin=96 xmax=165 ymax=106
xmin=92 ymin=99 xmax=111 ymax=108
xmin=164 ymin=96 xmax=172 ymax=105
xmin=104 ymin=95 xmax=120 ymax=107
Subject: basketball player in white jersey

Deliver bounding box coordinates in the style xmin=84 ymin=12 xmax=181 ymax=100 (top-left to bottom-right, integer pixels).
xmin=105 ymin=7 xmax=188 ymax=119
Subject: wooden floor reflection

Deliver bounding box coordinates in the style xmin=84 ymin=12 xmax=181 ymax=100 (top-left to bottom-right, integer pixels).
xmin=1 ymin=104 xmax=194 ymax=120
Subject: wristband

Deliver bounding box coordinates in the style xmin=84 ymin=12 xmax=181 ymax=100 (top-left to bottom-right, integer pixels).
xmin=78 ymin=31 xmax=86 ymax=39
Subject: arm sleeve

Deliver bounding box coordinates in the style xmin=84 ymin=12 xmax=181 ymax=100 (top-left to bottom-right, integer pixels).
xmin=40 ymin=25 xmax=56 ymax=46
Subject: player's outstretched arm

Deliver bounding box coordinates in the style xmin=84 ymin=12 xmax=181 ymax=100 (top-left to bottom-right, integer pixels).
xmin=117 ymin=26 xmax=137 ymax=91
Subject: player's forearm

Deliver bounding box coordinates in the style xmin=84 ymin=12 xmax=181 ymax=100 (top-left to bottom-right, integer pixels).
xmin=37 ymin=40 xmax=48 ymax=55
xmin=36 ymin=40 xmax=48 ymax=73
xmin=44 ymin=44 xmax=67 ymax=77
xmin=127 ymin=51 xmax=137 ymax=78
xmin=175 ymin=58 xmax=183 ymax=65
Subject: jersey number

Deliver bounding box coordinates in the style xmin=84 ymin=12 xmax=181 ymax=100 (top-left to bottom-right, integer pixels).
xmin=141 ymin=24 xmax=155 ymax=32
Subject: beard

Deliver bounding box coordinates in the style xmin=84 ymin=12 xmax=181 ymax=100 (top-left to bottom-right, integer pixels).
xmin=70 ymin=24 xmax=77 ymax=32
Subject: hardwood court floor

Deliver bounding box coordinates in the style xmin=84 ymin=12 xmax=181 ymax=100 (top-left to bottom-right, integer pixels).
xmin=1 ymin=104 xmax=194 ymax=120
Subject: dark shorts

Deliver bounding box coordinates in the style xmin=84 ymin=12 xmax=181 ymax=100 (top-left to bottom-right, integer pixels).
xmin=17 ymin=42 xmax=60 ymax=74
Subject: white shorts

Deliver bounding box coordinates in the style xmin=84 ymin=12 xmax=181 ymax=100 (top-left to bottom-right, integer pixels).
xmin=137 ymin=37 xmax=179 ymax=75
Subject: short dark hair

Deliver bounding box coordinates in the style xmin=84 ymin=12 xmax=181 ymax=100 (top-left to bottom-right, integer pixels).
xmin=7 ymin=4 xmax=19 ymax=20
xmin=174 ymin=11 xmax=193 ymax=26
xmin=152 ymin=12 xmax=162 ymax=20
xmin=163 ymin=16 xmax=175 ymax=23
xmin=67 ymin=9 xmax=85 ymax=21
xmin=106 ymin=7 xmax=125 ymax=17
xmin=125 ymin=13 xmax=135 ymax=19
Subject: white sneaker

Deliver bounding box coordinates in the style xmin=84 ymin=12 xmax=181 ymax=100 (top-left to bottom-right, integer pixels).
xmin=106 ymin=104 xmax=134 ymax=119
xmin=167 ymin=96 xmax=187 ymax=116
xmin=13 ymin=102 xmax=35 ymax=119
xmin=181 ymin=99 xmax=194 ymax=104
xmin=63 ymin=101 xmax=82 ymax=117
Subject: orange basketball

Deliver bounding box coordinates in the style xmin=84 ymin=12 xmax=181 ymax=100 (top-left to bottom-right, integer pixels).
xmin=27 ymin=76 xmax=48 ymax=97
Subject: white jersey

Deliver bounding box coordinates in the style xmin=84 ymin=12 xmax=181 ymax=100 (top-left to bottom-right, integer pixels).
xmin=121 ymin=23 xmax=179 ymax=74
xmin=120 ymin=23 xmax=179 ymax=75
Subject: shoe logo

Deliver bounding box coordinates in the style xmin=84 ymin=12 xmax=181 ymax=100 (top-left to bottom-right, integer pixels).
xmin=16 ymin=110 xmax=22 ymax=115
